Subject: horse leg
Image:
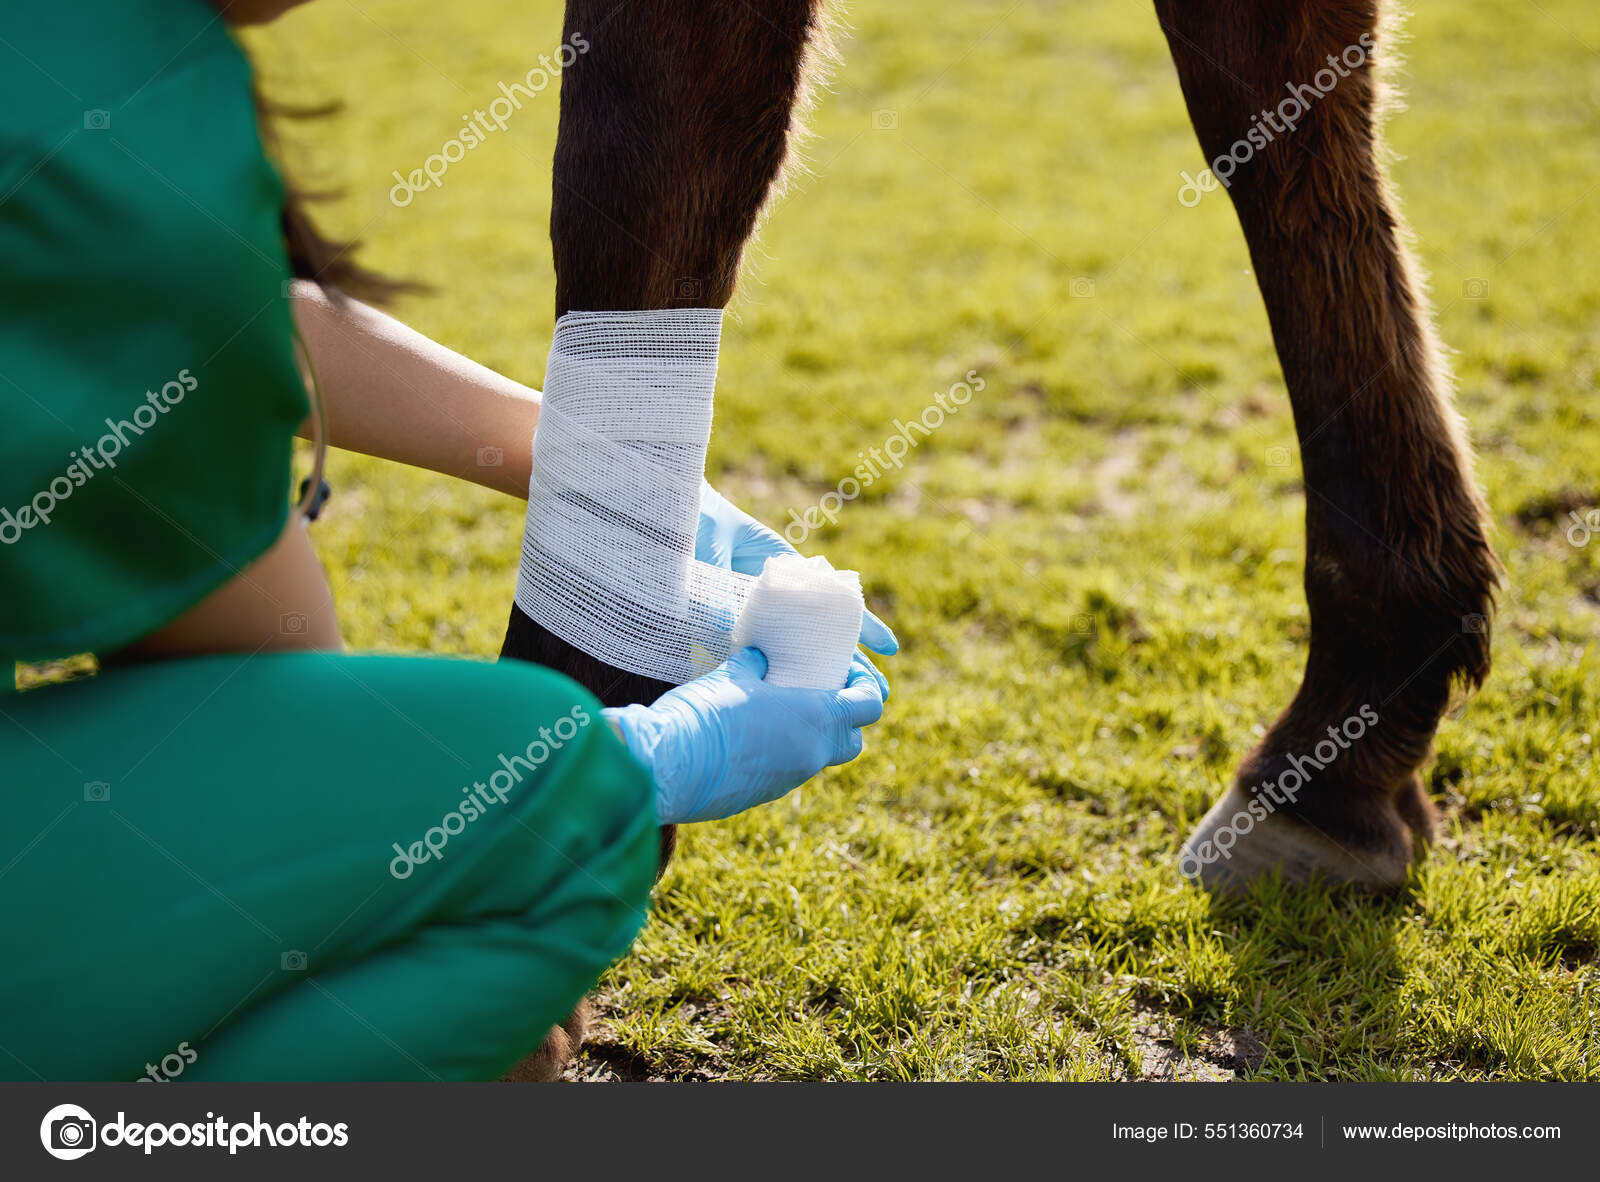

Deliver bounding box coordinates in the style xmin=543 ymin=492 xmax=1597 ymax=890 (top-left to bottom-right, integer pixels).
xmin=1154 ymin=0 xmax=1499 ymax=890
xmin=499 ymin=0 xmax=829 ymax=1078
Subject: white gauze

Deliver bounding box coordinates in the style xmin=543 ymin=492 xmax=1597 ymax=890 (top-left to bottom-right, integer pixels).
xmin=515 ymin=308 xmax=864 ymax=690
xmin=731 ymin=555 xmax=864 ymax=689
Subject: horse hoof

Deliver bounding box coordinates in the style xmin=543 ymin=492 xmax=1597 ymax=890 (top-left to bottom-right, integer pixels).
xmin=1178 ymin=780 xmax=1428 ymax=894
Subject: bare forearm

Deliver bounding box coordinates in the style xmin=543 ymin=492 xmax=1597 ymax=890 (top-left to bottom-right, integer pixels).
xmin=289 ymin=279 xmax=538 ymax=498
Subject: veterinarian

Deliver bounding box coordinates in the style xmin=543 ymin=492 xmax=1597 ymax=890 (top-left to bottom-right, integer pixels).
xmin=0 ymin=0 xmax=893 ymax=1080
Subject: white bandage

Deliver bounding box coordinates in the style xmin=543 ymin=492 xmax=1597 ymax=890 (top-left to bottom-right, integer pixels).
xmin=515 ymin=308 xmax=863 ymax=690
xmin=730 ymin=555 xmax=864 ymax=689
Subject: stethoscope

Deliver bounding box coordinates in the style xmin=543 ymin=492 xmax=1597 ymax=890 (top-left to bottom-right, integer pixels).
xmin=291 ymin=323 xmax=331 ymax=524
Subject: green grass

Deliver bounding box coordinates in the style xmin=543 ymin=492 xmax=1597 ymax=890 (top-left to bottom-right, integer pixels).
xmin=251 ymin=0 xmax=1600 ymax=1079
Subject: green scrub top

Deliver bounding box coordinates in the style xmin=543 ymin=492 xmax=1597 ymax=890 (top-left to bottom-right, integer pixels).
xmin=1 ymin=0 xmax=309 ymax=665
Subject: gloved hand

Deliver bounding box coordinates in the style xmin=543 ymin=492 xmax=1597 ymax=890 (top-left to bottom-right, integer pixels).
xmin=604 ymin=646 xmax=885 ymax=824
xmin=695 ymin=480 xmax=897 ymax=696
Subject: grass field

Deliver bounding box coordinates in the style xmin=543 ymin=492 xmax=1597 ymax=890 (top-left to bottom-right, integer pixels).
xmin=249 ymin=0 xmax=1600 ymax=1080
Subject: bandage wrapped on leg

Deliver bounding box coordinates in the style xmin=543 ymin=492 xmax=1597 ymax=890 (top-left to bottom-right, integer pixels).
xmin=515 ymin=308 xmax=864 ymax=690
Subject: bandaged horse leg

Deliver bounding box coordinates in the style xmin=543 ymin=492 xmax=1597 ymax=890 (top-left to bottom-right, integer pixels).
xmin=499 ymin=0 xmax=832 ymax=694
xmin=516 ymin=312 xmax=865 ymax=686
xmin=502 ymin=0 xmax=831 ymax=797
xmin=498 ymin=0 xmax=830 ymax=1078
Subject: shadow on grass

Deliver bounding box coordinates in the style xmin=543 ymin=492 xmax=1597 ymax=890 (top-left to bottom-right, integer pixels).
xmin=1196 ymin=876 xmax=1419 ymax=1080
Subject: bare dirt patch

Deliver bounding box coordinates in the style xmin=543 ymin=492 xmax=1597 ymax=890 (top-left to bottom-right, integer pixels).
xmin=1127 ymin=1008 xmax=1269 ymax=1081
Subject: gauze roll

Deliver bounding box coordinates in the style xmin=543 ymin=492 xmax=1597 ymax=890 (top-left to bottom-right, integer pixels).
xmin=730 ymin=555 xmax=865 ymax=689
xmin=516 ymin=308 xmax=866 ymax=689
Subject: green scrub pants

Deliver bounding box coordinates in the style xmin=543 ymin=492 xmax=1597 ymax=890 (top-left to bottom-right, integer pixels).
xmin=0 ymin=652 xmax=657 ymax=1081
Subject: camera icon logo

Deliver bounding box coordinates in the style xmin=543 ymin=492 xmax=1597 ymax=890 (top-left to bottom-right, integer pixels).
xmin=281 ymin=949 xmax=308 ymax=971
xmin=40 ymin=1104 xmax=97 ymax=1160
xmin=83 ymin=109 xmax=110 ymax=131
xmin=872 ymin=109 xmax=899 ymax=130
xmin=674 ymin=277 xmax=702 ymax=300
xmin=1070 ymin=277 xmax=1095 ymax=298
xmin=476 ymin=445 xmax=503 ymax=467
xmin=281 ymin=612 xmax=308 ymax=635
xmin=1462 ymin=278 xmax=1489 ymax=299
xmin=83 ymin=781 xmax=111 ymax=803
xmin=1462 ymin=613 xmax=1488 ymax=634
xmin=1265 ymin=445 xmax=1292 ymax=468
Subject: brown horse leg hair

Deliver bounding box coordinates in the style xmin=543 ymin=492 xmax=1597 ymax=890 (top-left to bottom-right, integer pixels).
xmin=1155 ymin=0 xmax=1498 ymax=889
xmin=499 ymin=0 xmax=830 ymax=1078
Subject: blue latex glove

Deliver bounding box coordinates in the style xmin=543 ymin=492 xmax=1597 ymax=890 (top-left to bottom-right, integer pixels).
xmin=695 ymin=480 xmax=897 ymax=697
xmin=605 ymin=647 xmax=885 ymax=824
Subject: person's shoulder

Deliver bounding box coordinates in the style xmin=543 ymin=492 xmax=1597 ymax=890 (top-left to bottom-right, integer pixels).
xmin=0 ymin=0 xmax=284 ymax=332
xmin=0 ymin=0 xmax=243 ymax=163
